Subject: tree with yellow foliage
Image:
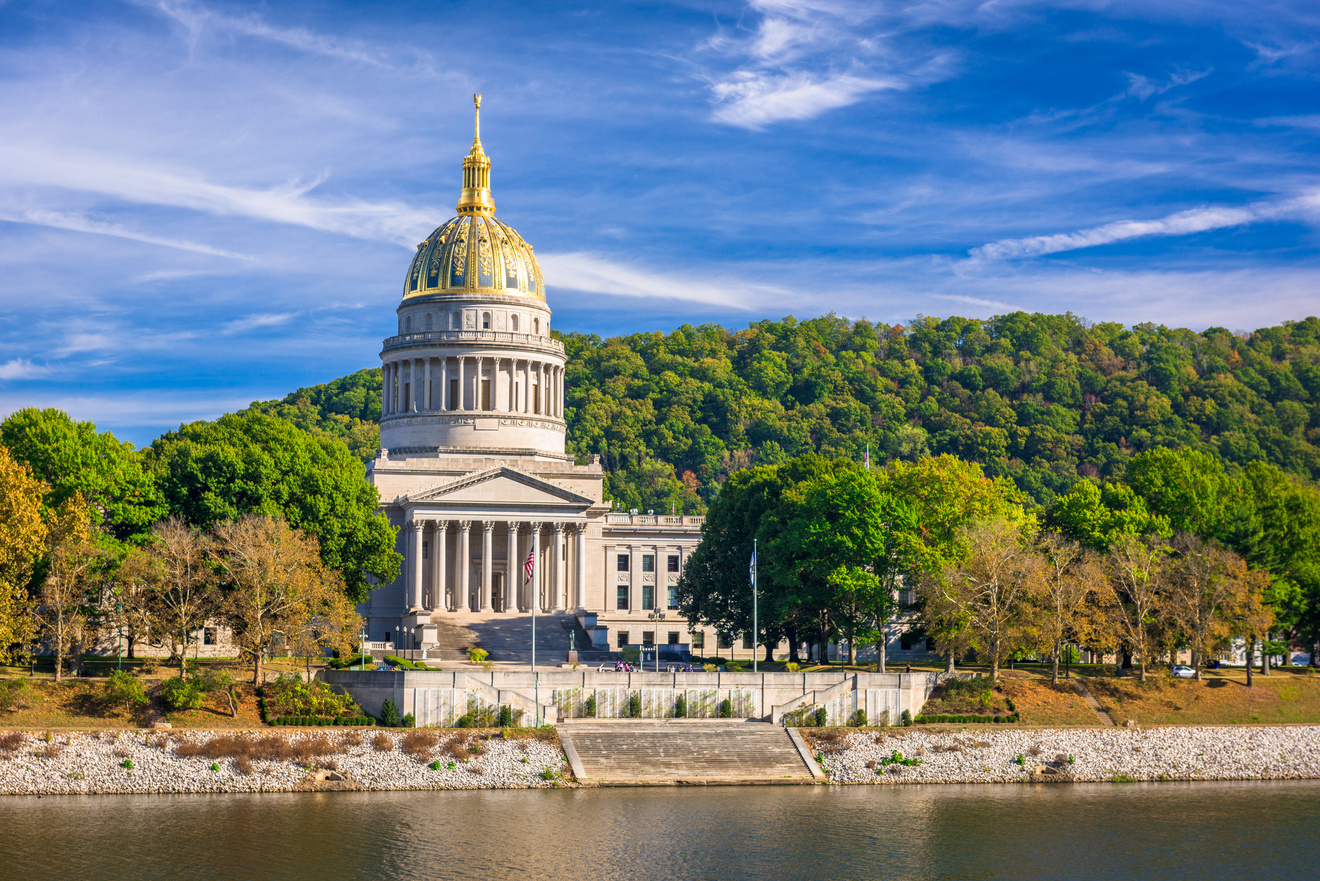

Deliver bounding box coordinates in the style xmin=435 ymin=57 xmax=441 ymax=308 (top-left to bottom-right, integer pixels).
xmin=0 ymin=447 xmax=46 ymax=664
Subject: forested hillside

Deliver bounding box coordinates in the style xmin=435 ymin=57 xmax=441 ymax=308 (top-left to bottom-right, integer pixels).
xmin=246 ymin=313 xmax=1320 ymax=513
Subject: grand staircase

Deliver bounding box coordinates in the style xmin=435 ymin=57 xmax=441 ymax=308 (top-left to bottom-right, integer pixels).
xmin=423 ymin=612 xmax=593 ymax=664
xmin=557 ymin=721 xmax=818 ymax=785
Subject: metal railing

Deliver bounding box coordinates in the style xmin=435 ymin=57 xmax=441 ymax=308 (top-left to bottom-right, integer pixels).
xmin=382 ymin=330 xmax=565 ymax=353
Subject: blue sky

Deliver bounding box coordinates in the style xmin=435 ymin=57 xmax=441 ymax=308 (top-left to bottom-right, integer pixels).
xmin=0 ymin=0 xmax=1317 ymax=447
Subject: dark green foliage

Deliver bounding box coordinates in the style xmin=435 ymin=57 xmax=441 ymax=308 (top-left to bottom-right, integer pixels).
xmin=848 ymin=709 xmax=868 ymax=727
xmin=900 ymin=710 xmax=912 ymax=726
xmin=262 ymin=676 xmax=359 ymax=720
xmin=327 ymin=653 xmax=372 ymax=669
xmin=497 ymin=705 xmax=514 ymax=727
xmin=104 ymin=671 xmax=147 ymax=715
xmin=674 ymin=693 xmax=686 ymax=718
xmin=400 ymin=713 xmax=415 ymax=728
xmin=718 ymin=698 xmax=733 ymax=718
xmin=379 ymin=698 xmax=401 ymax=728
xmin=243 ymin=368 xmax=384 ymax=462
xmin=584 ymin=695 xmax=597 ymax=718
xmin=0 ymin=408 xmax=166 ymax=543
xmin=455 ymin=714 xmax=474 ymax=728
xmin=270 ymin=715 xmax=374 ymax=726
xmin=146 ymin=411 xmax=400 ymax=602
xmin=382 ymin=654 xmax=429 ymax=670
xmin=628 ymin=692 xmax=642 ymax=718
xmin=159 ymin=676 xmax=206 ymax=712
xmin=814 ymin=706 xmax=828 ymax=727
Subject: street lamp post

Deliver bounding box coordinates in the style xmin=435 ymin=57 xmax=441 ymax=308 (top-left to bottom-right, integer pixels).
xmin=647 ymin=610 xmax=666 ymax=672
xmin=359 ymin=630 xmax=368 ymax=671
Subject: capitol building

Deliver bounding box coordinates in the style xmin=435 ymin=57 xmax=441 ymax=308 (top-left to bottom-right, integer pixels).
xmin=359 ymin=98 xmax=706 ymax=662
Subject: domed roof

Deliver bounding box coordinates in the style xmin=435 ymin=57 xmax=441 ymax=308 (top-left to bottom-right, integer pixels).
xmin=402 ymin=95 xmax=544 ymax=301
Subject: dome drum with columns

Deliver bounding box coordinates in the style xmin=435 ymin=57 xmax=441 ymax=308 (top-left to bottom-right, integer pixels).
xmin=362 ymin=97 xmax=706 ymax=664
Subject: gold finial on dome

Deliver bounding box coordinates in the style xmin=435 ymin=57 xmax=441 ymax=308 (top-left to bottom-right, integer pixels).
xmin=457 ymin=93 xmax=495 ymax=215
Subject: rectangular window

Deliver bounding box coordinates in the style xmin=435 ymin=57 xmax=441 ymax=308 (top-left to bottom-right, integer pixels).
xmin=642 ymin=555 xmax=655 ymax=573
xmin=203 ymin=628 xmax=217 ymax=646
xmin=617 ymin=554 xmax=629 ymax=572
xmin=617 ymin=585 xmax=628 ymax=610
xmin=691 ymin=632 xmax=705 ymax=649
xmin=617 ymin=632 xmax=629 ymax=648
xmin=667 ymin=631 xmax=680 ymax=645
xmin=642 ymin=631 xmax=655 ymax=646
xmin=717 ymin=633 xmax=732 ymax=649
xmin=422 ymin=541 xmax=428 ymax=560
xmin=642 ymin=585 xmax=654 ymax=610
xmin=667 ymin=554 xmax=680 ymax=573
xmin=449 ymin=378 xmax=458 ymax=410
xmin=667 ymin=586 xmax=678 ymax=610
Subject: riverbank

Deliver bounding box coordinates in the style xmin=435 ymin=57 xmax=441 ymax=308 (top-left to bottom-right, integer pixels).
xmin=0 ymin=728 xmax=571 ymax=795
xmin=807 ymin=725 xmax=1320 ymax=783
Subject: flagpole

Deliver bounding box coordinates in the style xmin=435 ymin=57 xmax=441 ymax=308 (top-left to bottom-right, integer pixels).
xmin=752 ymin=537 xmax=758 ymax=674
xmin=532 ymin=551 xmax=538 ymax=726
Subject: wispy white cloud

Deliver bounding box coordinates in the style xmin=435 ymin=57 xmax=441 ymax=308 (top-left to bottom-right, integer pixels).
xmin=0 ymin=359 xmax=46 ymax=381
xmin=0 ymin=209 xmax=253 ymax=259
xmin=0 ymin=389 xmax=265 ymax=435
xmin=970 ymin=189 xmax=1320 ymax=260
xmin=540 ymin=252 xmax=788 ymax=309
xmin=711 ymin=72 xmax=902 ymax=128
xmin=222 ymin=312 xmax=298 ymax=334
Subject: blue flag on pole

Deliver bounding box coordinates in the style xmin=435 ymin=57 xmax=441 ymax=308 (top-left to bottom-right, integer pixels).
xmin=749 ymin=547 xmax=756 ymax=587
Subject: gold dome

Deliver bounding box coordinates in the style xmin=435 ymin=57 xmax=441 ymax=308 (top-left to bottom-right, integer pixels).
xmin=402 ymin=95 xmax=544 ymax=301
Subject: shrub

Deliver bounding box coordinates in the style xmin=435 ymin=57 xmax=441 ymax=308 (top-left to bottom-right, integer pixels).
xmin=628 ymin=692 xmax=642 ymax=718
xmin=584 ymin=695 xmax=597 ymax=718
xmin=400 ymin=713 xmax=416 ymax=728
xmin=210 ymin=762 xmax=220 ymax=771
xmin=702 ymin=664 xmax=719 ymax=673
xmin=263 ymin=676 xmax=360 ymax=720
xmin=0 ymin=731 xmax=25 ymax=753
xmin=674 ymin=694 xmax=686 ymax=718
xmin=104 ymin=671 xmax=148 ymax=715
xmin=848 ymin=709 xmax=868 ymax=727
xmin=814 ymin=707 xmax=828 ymax=727
xmin=160 ymin=677 xmax=205 ymax=712
xmin=0 ymin=680 xmax=31 ymax=713
xmin=372 ymin=733 xmax=393 ymax=752
xmin=402 ymin=729 xmax=440 ymax=760
xmin=497 ymin=706 xmax=514 ymax=728
xmin=455 ymin=714 xmax=474 ymax=728
xmin=785 ymin=662 xmax=800 ymax=673
xmin=900 ymin=710 xmax=912 ymax=727
xmin=327 ymin=653 xmax=372 ymax=669
xmin=466 ymin=647 xmax=488 ymax=665
xmin=719 ymin=698 xmax=733 ymax=718
xmin=429 ymin=759 xmax=441 ymax=771
xmin=724 ymin=662 xmax=743 ymax=673
xmin=1014 ymin=754 xmax=1026 ymax=767
xmin=121 ymin=759 xmax=134 ymax=770
xmin=234 ymin=756 xmax=253 ymax=775
xmin=380 ymin=698 xmax=401 ymax=728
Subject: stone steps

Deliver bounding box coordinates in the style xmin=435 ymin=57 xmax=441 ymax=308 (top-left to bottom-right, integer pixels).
xmin=560 ymin=721 xmax=814 ymax=784
xmin=424 ymin=612 xmax=584 ymax=663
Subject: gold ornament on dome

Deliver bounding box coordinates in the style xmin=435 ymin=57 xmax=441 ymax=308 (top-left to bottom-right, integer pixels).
xmin=402 ymin=95 xmax=544 ymax=301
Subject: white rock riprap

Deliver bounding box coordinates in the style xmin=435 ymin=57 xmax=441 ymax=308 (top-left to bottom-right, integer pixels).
xmin=810 ymin=726 xmax=1320 ymax=784
xmin=0 ymin=730 xmax=572 ymax=796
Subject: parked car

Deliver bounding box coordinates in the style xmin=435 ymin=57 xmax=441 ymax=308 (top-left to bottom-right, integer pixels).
xmin=1171 ymin=665 xmax=1195 ymax=678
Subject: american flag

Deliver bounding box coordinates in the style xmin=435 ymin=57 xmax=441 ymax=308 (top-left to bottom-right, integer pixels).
xmin=523 ymin=548 xmax=535 ymax=582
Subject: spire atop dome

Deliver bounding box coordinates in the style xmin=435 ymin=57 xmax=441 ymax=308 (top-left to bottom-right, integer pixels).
xmin=457 ymin=93 xmax=495 ymax=215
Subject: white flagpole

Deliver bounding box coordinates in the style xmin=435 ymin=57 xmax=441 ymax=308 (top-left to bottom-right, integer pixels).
xmin=531 ymin=548 xmax=538 ymax=725
xmin=752 ymin=537 xmax=758 ymax=674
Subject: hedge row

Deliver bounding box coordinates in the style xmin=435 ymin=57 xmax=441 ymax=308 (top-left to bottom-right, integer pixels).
xmin=269 ymin=716 xmax=376 ymax=726
xmin=915 ymin=713 xmax=1020 ymax=724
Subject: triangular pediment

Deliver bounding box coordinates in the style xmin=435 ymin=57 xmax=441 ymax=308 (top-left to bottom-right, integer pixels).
xmin=401 ymin=465 xmax=593 ymax=508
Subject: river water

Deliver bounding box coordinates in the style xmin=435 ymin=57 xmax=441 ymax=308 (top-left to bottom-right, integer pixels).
xmin=0 ymin=781 xmax=1313 ymax=880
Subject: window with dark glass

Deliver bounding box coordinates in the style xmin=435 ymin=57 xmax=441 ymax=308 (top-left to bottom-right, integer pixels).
xmin=717 ymin=633 xmax=732 ymax=649
xmin=691 ymin=632 xmax=705 ymax=649
xmin=642 ymin=555 xmax=655 ymax=573
xmin=667 ymin=632 xmax=679 ymax=645
xmin=642 ymin=631 xmax=654 ymax=646
xmin=617 ymin=554 xmax=629 ymax=572
xmin=617 ymin=585 xmax=628 ymax=609
xmin=642 ymin=585 xmax=654 ymax=610
xmin=667 ymin=555 xmax=679 ymax=572
xmin=667 ymin=586 xmax=678 ymax=610
xmin=617 ymin=632 xmax=629 ymax=647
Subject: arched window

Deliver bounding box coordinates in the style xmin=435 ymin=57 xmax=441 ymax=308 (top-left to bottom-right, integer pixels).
xmin=533 ymin=317 xmax=540 ymax=335
xmin=482 ymin=311 xmax=491 ymax=330
xmin=404 ymin=316 xmax=412 ymax=334
xmin=424 ymin=313 xmax=433 ymax=331
xmin=511 ymin=314 xmax=519 ymax=332
xmin=451 ymin=310 xmax=461 ymax=329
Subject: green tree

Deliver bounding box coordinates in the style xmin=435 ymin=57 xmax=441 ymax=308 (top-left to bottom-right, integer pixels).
xmin=1 ymin=408 xmax=165 ymax=543
xmin=34 ymin=496 xmax=106 ymax=682
xmin=147 ymin=412 xmax=399 ymax=602
xmin=1046 ymin=479 xmax=1168 ymax=551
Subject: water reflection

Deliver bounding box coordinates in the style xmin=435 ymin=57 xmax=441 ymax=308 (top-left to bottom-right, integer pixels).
xmin=0 ymin=781 xmax=1313 ymax=881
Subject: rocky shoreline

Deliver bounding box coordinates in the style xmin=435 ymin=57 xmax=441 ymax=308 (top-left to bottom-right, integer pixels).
xmin=809 ymin=725 xmax=1320 ymax=784
xmin=0 ymin=729 xmax=572 ymax=796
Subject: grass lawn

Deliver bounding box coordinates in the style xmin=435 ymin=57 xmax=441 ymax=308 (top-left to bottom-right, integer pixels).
xmin=1083 ymin=667 xmax=1320 ymax=726
xmin=0 ymin=674 xmax=266 ymax=730
xmin=998 ymin=676 xmax=1103 ymax=727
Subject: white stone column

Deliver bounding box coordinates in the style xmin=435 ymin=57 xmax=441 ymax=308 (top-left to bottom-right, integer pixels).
xmin=575 ymin=524 xmax=587 ymax=611
xmin=506 ymin=523 xmax=521 ymax=611
xmin=522 ymin=360 xmax=530 ymax=413
xmin=551 ymin=522 xmax=565 ymax=612
xmin=432 ymin=520 xmax=447 ymax=612
xmin=381 ymin=363 xmax=389 ymax=417
xmin=439 ymin=357 xmax=448 ymax=411
xmin=529 ymin=522 xmax=542 ymax=612
xmin=408 ymin=521 xmax=423 ymax=611
xmin=539 ymin=363 xmax=547 ymax=415
xmin=423 ymin=357 xmax=432 ymax=411
xmin=458 ymin=520 xmax=471 ymax=611
xmin=457 ymin=357 xmax=466 ymax=411
xmin=480 ymin=521 xmax=494 ymax=612
xmin=492 ymin=357 xmax=503 ymax=412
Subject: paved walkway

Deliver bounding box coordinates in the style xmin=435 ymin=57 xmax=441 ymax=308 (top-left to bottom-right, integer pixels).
xmin=1072 ymin=678 xmax=1116 ymax=726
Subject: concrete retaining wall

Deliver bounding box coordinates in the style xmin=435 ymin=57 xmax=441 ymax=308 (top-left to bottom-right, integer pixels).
xmin=321 ymin=669 xmax=943 ymax=726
